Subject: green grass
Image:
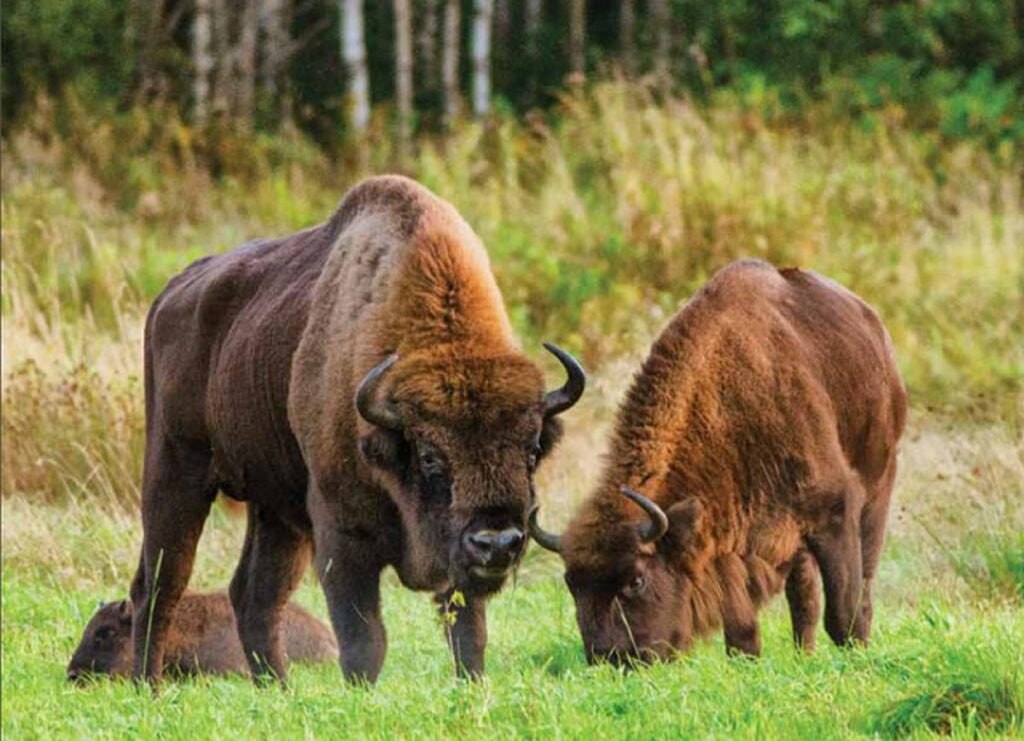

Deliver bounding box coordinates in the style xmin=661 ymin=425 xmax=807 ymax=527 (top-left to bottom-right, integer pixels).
xmin=3 ymin=499 xmax=1022 ymax=740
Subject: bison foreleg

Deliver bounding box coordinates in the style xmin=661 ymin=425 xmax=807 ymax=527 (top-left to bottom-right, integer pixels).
xmin=316 ymin=542 xmax=387 ymax=684
xmin=230 ymin=504 xmax=311 ymax=685
xmin=807 ymin=493 xmax=867 ymax=647
xmin=719 ymin=554 xmax=762 ymax=657
xmin=436 ymin=588 xmax=487 ymax=679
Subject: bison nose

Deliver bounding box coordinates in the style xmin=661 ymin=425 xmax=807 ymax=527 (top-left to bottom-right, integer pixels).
xmin=463 ymin=527 xmax=525 ymax=568
xmin=67 ymin=668 xmax=81 ymax=683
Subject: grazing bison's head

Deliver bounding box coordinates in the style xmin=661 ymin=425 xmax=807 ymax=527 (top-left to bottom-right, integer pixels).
xmin=356 ymin=343 xmax=584 ymax=595
xmin=67 ymin=599 xmax=134 ymax=682
xmin=530 ymin=487 xmax=708 ymax=665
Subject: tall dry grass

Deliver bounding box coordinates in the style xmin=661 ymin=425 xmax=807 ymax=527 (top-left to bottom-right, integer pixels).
xmin=2 ymin=82 xmax=1022 ymax=514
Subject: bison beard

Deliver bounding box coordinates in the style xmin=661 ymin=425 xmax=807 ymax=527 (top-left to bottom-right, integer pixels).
xmin=531 ymin=259 xmax=906 ymax=666
xmin=129 ymin=175 xmax=584 ymax=686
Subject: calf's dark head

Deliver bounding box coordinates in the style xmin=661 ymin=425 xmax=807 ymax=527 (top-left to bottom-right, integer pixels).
xmin=530 ymin=486 xmax=708 ymax=665
xmin=67 ymin=599 xmax=134 ymax=682
xmin=357 ymin=343 xmax=584 ymax=595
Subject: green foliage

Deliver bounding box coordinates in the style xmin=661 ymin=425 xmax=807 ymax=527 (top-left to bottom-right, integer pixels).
xmin=3 ymin=1 xmax=1022 ymax=149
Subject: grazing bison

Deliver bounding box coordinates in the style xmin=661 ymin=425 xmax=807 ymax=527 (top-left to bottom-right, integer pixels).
xmin=132 ymin=175 xmax=584 ymax=684
xmin=67 ymin=592 xmax=337 ymax=682
xmin=530 ymin=259 xmax=906 ymax=664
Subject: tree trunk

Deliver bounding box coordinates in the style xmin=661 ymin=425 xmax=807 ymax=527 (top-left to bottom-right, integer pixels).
xmin=193 ymin=0 xmax=214 ymax=125
xmin=650 ymin=0 xmax=670 ymax=85
xmin=471 ymin=0 xmax=493 ymax=117
xmin=525 ymin=0 xmax=542 ymax=101
xmin=236 ymin=0 xmax=259 ymax=127
xmin=128 ymin=0 xmax=165 ymax=99
xmin=394 ymin=0 xmax=414 ymax=152
xmin=569 ymin=0 xmax=585 ymax=81
xmin=619 ymin=0 xmax=635 ymax=77
xmin=260 ymin=0 xmax=294 ymax=126
xmin=341 ymin=0 xmax=370 ymax=133
xmin=417 ymin=0 xmax=439 ymax=91
xmin=442 ymin=0 xmax=461 ymax=126
xmin=212 ymin=0 xmax=234 ymax=117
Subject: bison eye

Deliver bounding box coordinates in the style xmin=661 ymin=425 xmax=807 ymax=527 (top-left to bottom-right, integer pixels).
xmin=417 ymin=446 xmax=445 ymax=478
xmin=93 ymin=627 xmax=115 ymax=643
xmin=527 ymin=444 xmax=541 ymax=471
xmin=621 ymin=574 xmax=646 ymax=598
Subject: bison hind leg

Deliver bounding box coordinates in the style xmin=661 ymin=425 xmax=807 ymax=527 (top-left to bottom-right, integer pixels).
xmin=229 ymin=503 xmax=312 ymax=685
xmin=785 ymin=549 xmax=821 ymax=652
xmin=131 ymin=439 xmax=215 ymax=683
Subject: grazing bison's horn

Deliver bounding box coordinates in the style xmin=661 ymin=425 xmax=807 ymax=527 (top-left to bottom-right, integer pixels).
xmin=543 ymin=342 xmax=586 ymax=416
xmin=527 ymin=506 xmax=564 ymax=553
xmin=620 ymin=486 xmax=669 ymax=544
xmin=355 ymin=355 xmax=404 ymax=431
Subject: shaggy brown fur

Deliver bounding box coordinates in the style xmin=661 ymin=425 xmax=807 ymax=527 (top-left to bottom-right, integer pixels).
xmin=131 ymin=176 xmax=581 ymax=685
xmin=536 ymin=259 xmax=906 ymax=663
xmin=68 ymin=592 xmax=337 ymax=681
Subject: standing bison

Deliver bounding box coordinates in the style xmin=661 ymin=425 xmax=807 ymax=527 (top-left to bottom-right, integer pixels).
xmin=530 ymin=259 xmax=906 ymax=663
xmin=131 ymin=175 xmax=584 ymax=684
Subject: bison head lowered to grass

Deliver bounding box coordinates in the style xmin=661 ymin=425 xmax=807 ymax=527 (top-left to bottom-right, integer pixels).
xmin=530 ymin=259 xmax=906 ymax=664
xmin=130 ymin=175 xmax=584 ymax=685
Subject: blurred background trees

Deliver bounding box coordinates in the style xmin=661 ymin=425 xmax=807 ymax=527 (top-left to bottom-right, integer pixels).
xmin=3 ymin=0 xmax=1022 ymax=150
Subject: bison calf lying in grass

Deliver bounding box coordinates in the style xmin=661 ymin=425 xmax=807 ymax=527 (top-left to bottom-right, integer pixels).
xmin=530 ymin=259 xmax=907 ymax=664
xmin=67 ymin=592 xmax=337 ymax=682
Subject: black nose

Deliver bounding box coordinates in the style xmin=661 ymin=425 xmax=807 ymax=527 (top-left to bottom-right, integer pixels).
xmin=67 ymin=668 xmax=80 ymax=683
xmin=462 ymin=527 xmax=525 ymax=568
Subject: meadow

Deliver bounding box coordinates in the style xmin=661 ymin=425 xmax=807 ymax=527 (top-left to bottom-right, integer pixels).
xmin=2 ymin=83 xmax=1023 ymax=738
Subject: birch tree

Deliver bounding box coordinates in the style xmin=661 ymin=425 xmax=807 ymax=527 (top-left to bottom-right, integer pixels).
xmin=236 ymin=0 xmax=259 ymax=125
xmin=193 ymin=0 xmax=213 ymax=124
xmin=620 ymin=0 xmax=635 ymax=77
xmin=442 ymin=0 xmax=461 ymax=126
xmin=260 ymin=0 xmax=293 ymax=124
xmin=471 ymin=0 xmax=493 ymax=117
xmin=341 ymin=0 xmax=370 ymax=133
xmin=569 ymin=0 xmax=585 ymax=80
xmin=417 ymin=0 xmax=439 ymax=91
xmin=651 ymin=0 xmax=671 ymax=85
xmin=394 ymin=0 xmax=414 ymax=150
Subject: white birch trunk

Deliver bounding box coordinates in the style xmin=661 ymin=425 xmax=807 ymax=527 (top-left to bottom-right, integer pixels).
xmin=237 ymin=0 xmax=259 ymax=125
xmin=569 ymin=0 xmax=585 ymax=80
xmin=394 ymin=0 xmax=414 ymax=149
xmin=193 ymin=0 xmax=214 ymax=124
xmin=341 ymin=0 xmax=370 ymax=133
xmin=442 ymin=0 xmax=461 ymax=126
xmin=417 ymin=0 xmax=439 ymax=91
xmin=471 ymin=0 xmax=493 ymax=117
xmin=651 ymin=0 xmax=670 ymax=84
xmin=620 ymin=0 xmax=635 ymax=77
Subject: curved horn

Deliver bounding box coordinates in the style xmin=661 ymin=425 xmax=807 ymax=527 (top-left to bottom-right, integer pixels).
xmin=527 ymin=505 xmax=564 ymax=553
xmin=543 ymin=342 xmax=586 ymax=416
xmin=355 ymin=355 xmax=404 ymax=431
xmin=620 ymin=486 xmax=669 ymax=544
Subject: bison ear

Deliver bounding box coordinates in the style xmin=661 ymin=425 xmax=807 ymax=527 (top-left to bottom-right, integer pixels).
xmin=359 ymin=429 xmax=409 ymax=473
xmin=660 ymin=499 xmax=710 ymax=561
xmin=117 ymin=600 xmax=133 ymax=624
xmin=537 ymin=417 xmax=564 ymax=461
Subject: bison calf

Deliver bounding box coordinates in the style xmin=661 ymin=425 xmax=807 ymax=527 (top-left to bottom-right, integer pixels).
xmin=67 ymin=592 xmax=337 ymax=682
xmin=530 ymin=259 xmax=906 ymax=664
